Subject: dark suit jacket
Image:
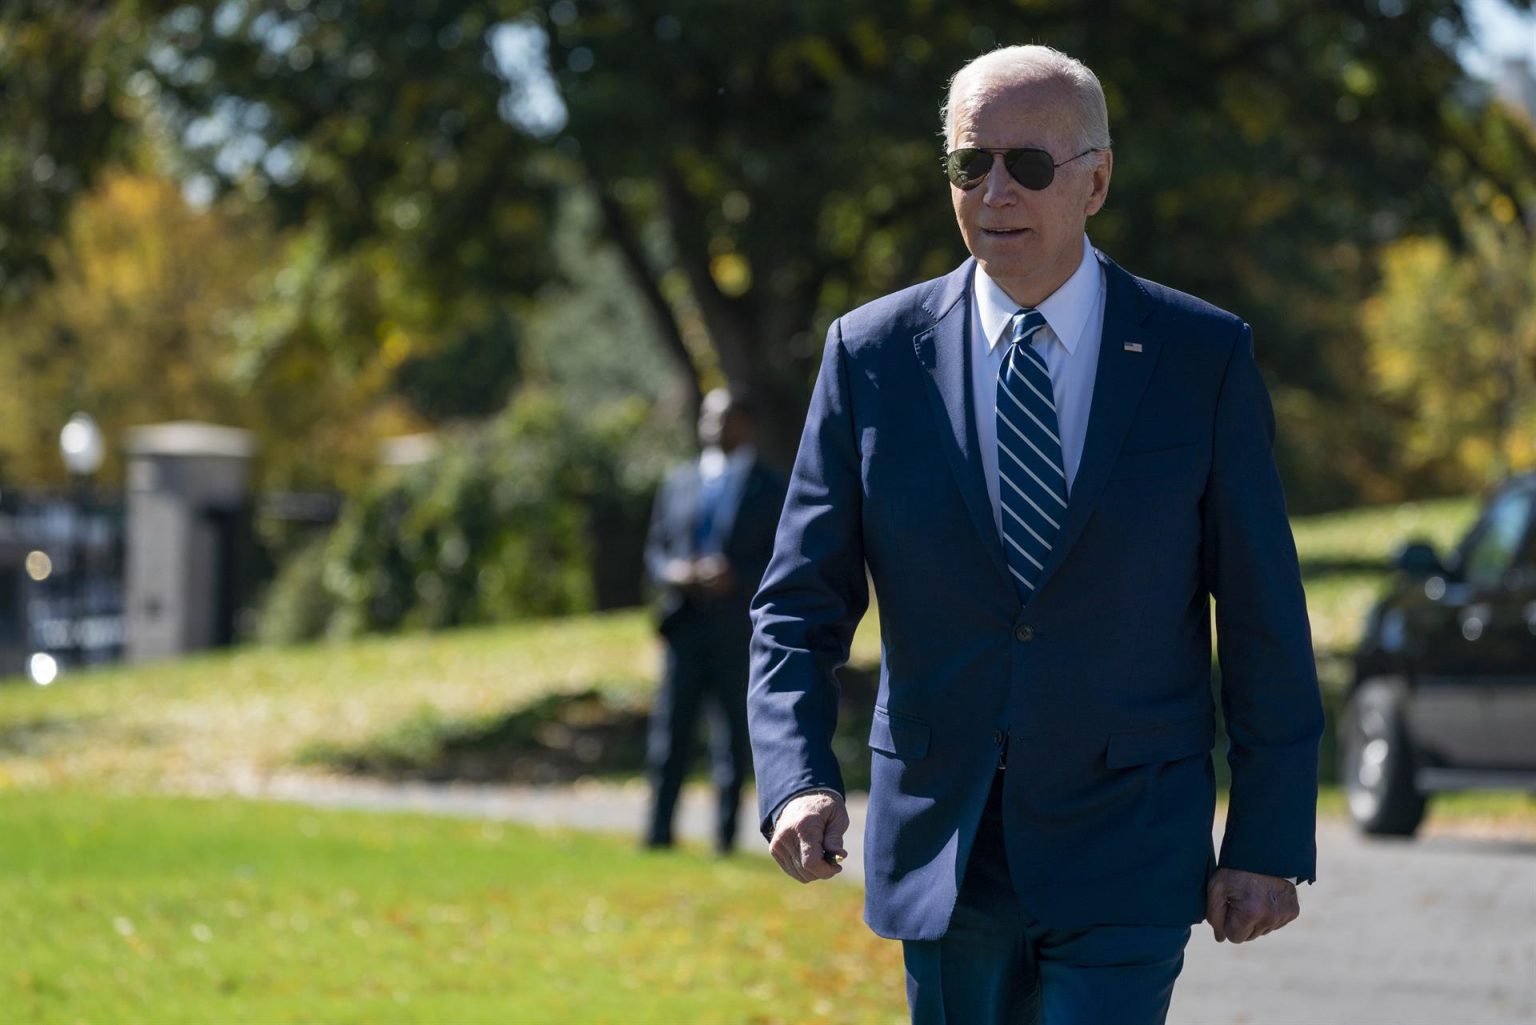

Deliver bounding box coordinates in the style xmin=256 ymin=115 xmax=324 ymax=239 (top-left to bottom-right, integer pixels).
xmin=748 ymin=251 xmax=1324 ymax=941
xmin=645 ymin=454 xmax=787 ymax=637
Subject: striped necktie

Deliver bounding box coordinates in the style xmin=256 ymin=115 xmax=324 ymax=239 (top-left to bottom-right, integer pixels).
xmin=996 ymin=309 xmax=1067 ymax=602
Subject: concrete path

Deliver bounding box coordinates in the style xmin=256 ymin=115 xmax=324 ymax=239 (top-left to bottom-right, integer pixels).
xmin=261 ymin=775 xmax=1535 ymax=1025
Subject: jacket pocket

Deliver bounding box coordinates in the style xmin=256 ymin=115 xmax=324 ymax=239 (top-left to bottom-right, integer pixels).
xmin=1105 ymin=714 xmax=1214 ymax=769
xmin=869 ymin=706 xmax=931 ymax=760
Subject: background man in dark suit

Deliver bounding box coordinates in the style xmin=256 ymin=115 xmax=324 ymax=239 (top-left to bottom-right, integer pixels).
xmin=748 ymin=45 xmax=1324 ymax=1024
xmin=643 ymin=389 xmax=786 ymax=854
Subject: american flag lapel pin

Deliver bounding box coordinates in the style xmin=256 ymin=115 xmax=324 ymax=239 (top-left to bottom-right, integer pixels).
xmin=1124 ymin=341 xmax=1143 ymax=353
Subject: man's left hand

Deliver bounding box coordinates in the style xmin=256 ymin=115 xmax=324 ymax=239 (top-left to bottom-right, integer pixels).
xmin=1205 ymin=867 xmax=1299 ymax=943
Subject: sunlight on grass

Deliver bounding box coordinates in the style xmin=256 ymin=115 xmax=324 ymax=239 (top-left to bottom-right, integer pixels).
xmin=1289 ymin=495 xmax=1477 ymax=564
xmin=0 ymin=612 xmax=660 ymax=790
xmin=1303 ymin=572 xmax=1388 ymax=656
xmin=0 ymin=789 xmax=905 ymax=1025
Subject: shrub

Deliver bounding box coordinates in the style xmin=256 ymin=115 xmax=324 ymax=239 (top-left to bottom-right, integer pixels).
xmin=258 ymin=391 xmax=668 ymax=642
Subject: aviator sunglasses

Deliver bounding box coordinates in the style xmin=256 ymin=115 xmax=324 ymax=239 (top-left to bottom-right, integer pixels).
xmin=943 ymin=146 xmax=1100 ymax=191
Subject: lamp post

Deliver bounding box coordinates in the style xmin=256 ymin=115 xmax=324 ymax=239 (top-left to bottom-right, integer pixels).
xmin=59 ymin=412 xmax=104 ymax=669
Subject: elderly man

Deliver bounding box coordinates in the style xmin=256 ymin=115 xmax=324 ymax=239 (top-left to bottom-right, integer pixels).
xmin=747 ymin=45 xmax=1323 ymax=1024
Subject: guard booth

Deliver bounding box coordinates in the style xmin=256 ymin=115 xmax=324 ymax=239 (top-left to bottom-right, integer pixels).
xmin=124 ymin=422 xmax=256 ymax=662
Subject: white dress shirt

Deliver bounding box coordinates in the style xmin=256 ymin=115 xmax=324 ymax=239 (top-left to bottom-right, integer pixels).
xmin=969 ymin=234 xmax=1106 ymax=537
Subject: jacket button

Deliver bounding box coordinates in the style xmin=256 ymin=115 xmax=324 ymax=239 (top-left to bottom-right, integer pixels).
xmin=992 ymin=729 xmax=1004 ymax=745
xmin=1014 ymin=624 xmax=1034 ymax=642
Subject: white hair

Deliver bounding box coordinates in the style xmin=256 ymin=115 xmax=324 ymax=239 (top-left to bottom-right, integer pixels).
xmin=941 ymin=45 xmax=1112 ymax=154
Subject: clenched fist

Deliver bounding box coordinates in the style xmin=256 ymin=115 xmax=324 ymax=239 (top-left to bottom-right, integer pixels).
xmin=769 ymin=792 xmax=850 ymax=883
xmin=1206 ymin=867 xmax=1300 ymax=943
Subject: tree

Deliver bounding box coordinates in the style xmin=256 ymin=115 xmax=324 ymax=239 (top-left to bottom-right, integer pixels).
xmin=15 ymin=0 xmax=1534 ymax=504
xmin=539 ymin=0 xmax=1529 ymax=477
xmin=147 ymin=2 xmax=1522 ymax=479
xmin=144 ymin=0 xmax=559 ymax=428
xmin=0 ymin=167 xmax=425 ymax=490
xmin=0 ymin=1 xmax=179 ymax=304
xmin=1362 ymin=188 xmax=1536 ymax=491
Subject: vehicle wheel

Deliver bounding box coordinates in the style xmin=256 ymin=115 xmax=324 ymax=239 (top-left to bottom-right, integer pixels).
xmin=1341 ymin=677 xmax=1428 ymax=836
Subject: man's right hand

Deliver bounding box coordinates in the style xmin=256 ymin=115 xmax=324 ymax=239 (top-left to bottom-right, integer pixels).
xmin=769 ymin=792 xmax=850 ymax=883
xmin=660 ymin=558 xmax=697 ymax=588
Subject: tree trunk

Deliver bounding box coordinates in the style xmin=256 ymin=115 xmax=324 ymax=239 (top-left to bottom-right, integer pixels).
xmin=657 ymin=165 xmax=819 ymax=473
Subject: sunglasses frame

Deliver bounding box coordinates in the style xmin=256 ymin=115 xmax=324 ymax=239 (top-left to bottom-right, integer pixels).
xmin=942 ymin=146 xmax=1101 ymax=191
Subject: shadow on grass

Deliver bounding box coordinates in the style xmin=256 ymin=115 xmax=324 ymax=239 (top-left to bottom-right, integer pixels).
xmin=0 ymin=714 xmax=108 ymax=757
xmin=298 ymin=665 xmax=882 ymax=789
xmin=298 ymin=688 xmax=651 ymax=784
xmin=300 ymin=656 xmax=1362 ymax=799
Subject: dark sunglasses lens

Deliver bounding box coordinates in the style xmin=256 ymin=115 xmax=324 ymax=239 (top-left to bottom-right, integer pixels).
xmin=1005 ymin=149 xmax=1056 ymax=190
xmin=947 ymin=149 xmax=992 ymax=188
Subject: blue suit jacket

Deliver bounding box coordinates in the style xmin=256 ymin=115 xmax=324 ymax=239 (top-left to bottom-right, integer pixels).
xmin=748 ymin=251 xmax=1323 ymax=941
xmin=645 ymin=455 xmax=786 ymax=636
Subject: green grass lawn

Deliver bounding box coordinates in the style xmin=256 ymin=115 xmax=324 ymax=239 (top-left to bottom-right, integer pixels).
xmin=0 ymin=611 xmax=661 ymax=790
xmin=0 ymin=493 xmax=1527 ymax=1023
xmin=0 ymin=788 xmax=904 ymax=1025
xmin=0 ymin=493 xmax=1526 ymax=828
xmin=1289 ymin=494 xmax=1478 ymax=654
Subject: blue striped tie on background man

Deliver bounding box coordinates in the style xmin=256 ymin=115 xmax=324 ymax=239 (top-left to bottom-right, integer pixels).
xmin=747 ymin=42 xmax=1322 ymax=1025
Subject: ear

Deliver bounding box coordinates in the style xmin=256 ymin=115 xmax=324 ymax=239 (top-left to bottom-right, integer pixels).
xmin=1084 ymin=149 xmax=1113 ymax=216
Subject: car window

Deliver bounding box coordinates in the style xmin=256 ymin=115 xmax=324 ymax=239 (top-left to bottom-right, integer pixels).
xmin=1460 ymin=487 xmax=1536 ymax=589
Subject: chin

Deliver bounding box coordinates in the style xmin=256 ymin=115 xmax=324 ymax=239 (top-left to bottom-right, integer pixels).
xmin=977 ymin=253 xmax=1043 ymax=283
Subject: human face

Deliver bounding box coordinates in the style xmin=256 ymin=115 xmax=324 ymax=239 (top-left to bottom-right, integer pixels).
xmin=697 ymin=391 xmax=729 ymax=448
xmin=697 ymin=389 xmax=754 ymax=452
xmin=948 ymin=78 xmax=1112 ymax=307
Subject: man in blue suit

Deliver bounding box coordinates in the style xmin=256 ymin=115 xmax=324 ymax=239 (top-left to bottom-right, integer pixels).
xmin=748 ymin=45 xmax=1324 ymax=1024
xmin=644 ymin=389 xmax=786 ymax=854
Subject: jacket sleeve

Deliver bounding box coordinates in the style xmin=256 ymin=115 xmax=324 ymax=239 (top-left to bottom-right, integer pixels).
xmin=643 ymin=470 xmax=678 ymax=591
xmin=1202 ymin=322 xmax=1325 ymax=882
xmin=748 ymin=321 xmax=870 ymax=839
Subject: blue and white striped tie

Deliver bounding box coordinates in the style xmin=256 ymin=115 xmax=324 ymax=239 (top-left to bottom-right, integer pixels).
xmin=997 ymin=309 xmax=1067 ymax=602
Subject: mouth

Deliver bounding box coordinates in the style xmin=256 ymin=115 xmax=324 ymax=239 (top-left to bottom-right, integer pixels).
xmin=981 ymin=227 xmax=1029 ymax=237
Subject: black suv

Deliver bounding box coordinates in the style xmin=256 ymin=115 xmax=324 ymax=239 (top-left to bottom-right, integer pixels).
xmin=1343 ymin=473 xmax=1536 ymax=836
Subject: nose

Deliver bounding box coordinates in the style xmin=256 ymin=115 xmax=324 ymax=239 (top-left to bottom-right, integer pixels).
xmin=981 ymin=152 xmax=1016 ymax=206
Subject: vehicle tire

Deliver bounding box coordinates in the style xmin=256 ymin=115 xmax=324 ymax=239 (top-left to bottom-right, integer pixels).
xmin=1341 ymin=677 xmax=1428 ymax=836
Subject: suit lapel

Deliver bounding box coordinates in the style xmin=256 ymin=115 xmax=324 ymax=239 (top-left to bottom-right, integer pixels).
xmin=913 ymin=259 xmax=1013 ymax=589
xmin=718 ymin=458 xmax=764 ymax=549
xmin=1030 ymin=251 xmax=1159 ymax=599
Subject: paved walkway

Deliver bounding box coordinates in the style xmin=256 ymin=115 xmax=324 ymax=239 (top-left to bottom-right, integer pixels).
xmin=262 ymin=774 xmax=1536 ymax=1025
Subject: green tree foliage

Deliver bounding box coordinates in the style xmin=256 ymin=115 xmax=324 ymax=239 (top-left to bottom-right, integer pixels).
xmin=1362 ymin=188 xmax=1536 ymax=493
xmin=11 ymin=0 xmax=1536 ymax=508
xmin=551 ymin=0 xmax=1532 ymax=501
xmin=142 ymin=0 xmax=556 ymax=429
xmin=0 ymin=168 xmax=272 ymax=484
xmin=257 ymin=390 xmax=666 ymax=641
xmin=0 ymin=168 xmax=427 ymax=490
xmin=0 ymin=0 xmax=178 ymax=304
xmin=141 ymin=0 xmax=1528 ymax=501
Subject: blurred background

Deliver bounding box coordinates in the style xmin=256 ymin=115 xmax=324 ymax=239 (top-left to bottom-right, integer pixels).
xmin=1 ymin=1 xmax=1534 ymax=1023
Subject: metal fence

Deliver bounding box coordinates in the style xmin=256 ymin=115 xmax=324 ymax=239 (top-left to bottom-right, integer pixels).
xmin=0 ymin=491 xmax=126 ymax=682
xmin=0 ymin=489 xmax=341 ymax=683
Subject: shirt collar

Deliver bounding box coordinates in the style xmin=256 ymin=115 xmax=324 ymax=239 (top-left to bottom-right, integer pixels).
xmin=975 ymin=234 xmax=1101 ymax=356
